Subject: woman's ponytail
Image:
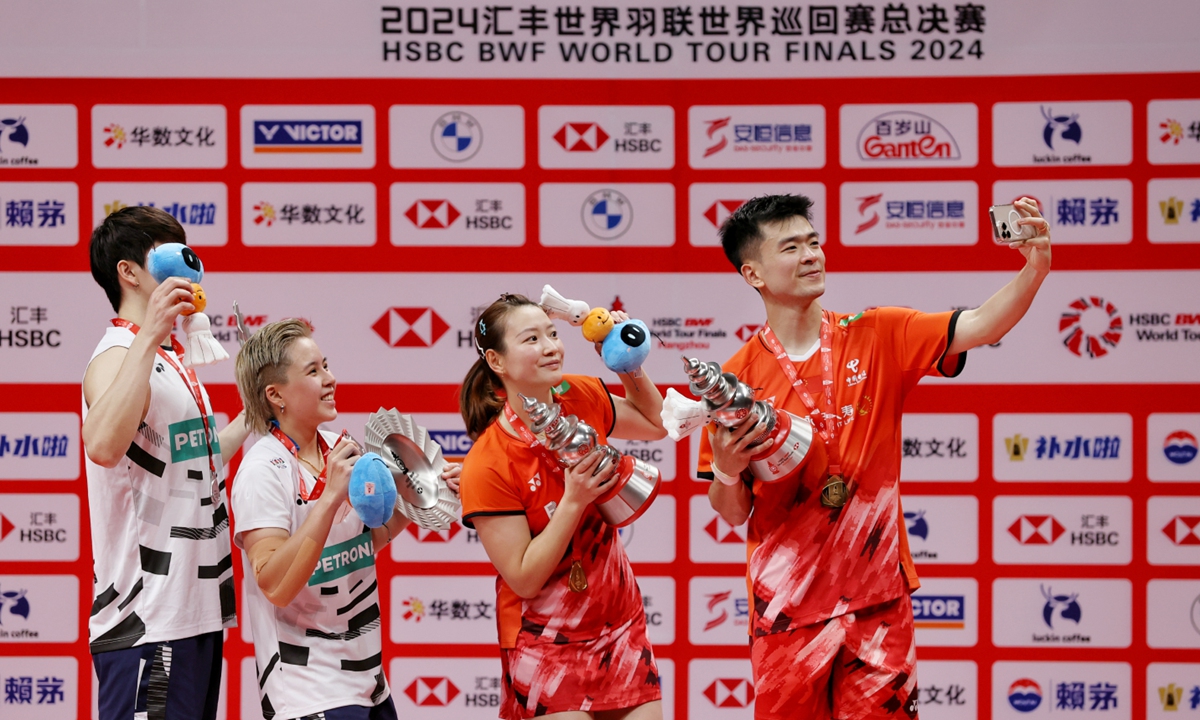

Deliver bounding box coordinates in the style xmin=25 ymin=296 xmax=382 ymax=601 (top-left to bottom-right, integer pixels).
xmin=458 ymin=293 xmax=540 ymax=440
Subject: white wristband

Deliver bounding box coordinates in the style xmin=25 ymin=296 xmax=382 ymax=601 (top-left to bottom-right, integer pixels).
xmin=711 ymin=462 xmax=742 ymax=486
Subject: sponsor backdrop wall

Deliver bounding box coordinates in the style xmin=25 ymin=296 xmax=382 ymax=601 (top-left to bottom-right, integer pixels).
xmin=1 ymin=2 xmax=1199 ymax=719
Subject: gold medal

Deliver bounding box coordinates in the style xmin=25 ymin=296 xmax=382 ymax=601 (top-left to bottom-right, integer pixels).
xmin=820 ymin=474 xmax=848 ymax=508
xmin=568 ymin=560 xmax=588 ymax=593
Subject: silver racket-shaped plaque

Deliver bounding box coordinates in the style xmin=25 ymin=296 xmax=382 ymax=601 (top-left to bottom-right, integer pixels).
xmin=363 ymin=408 xmax=460 ymax=531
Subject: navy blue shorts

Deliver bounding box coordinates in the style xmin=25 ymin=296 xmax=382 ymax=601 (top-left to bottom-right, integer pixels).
xmin=297 ymin=696 xmax=398 ymax=720
xmin=92 ymin=630 xmax=222 ymax=720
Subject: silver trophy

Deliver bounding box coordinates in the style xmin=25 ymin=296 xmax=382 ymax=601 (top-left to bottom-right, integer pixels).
xmin=520 ymin=393 xmax=661 ymax=527
xmin=363 ymin=408 xmax=460 ymax=531
xmin=662 ymin=356 xmax=813 ymax=482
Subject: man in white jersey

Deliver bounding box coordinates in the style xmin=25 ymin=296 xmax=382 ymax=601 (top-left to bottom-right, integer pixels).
xmin=83 ymin=206 xmax=250 ymax=720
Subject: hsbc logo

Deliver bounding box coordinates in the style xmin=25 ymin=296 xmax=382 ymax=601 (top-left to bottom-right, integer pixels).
xmin=371 ymin=307 xmax=450 ymax=347
xmin=404 ymin=199 xmax=460 ymax=228
xmin=554 ymin=122 xmax=609 ymax=152
xmin=405 ymin=522 xmax=463 ymax=543
xmin=703 ymin=199 xmax=744 ymax=228
xmin=705 ymin=516 xmax=746 ymax=544
xmin=404 ymin=676 xmax=460 ymax=706
xmin=1163 ymin=516 xmax=1200 ymax=546
xmin=704 ymin=678 xmax=755 ymax=708
xmin=735 ymin=324 xmax=763 ymax=342
xmin=1008 ymin=515 xmax=1065 ymax=545
xmin=0 ymin=514 xmax=14 ymax=541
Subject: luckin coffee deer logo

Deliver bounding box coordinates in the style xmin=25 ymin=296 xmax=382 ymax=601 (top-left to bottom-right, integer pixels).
xmin=1042 ymin=107 xmax=1082 ymax=150
xmin=1041 ymin=585 xmax=1081 ymax=628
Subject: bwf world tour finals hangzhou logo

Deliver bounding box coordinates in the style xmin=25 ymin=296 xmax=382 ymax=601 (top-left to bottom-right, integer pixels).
xmin=1059 ymin=295 xmax=1200 ymax=359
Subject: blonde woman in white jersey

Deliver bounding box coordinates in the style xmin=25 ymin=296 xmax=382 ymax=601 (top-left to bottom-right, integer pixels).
xmin=83 ymin=206 xmax=250 ymax=720
xmin=232 ymin=318 xmax=461 ymax=720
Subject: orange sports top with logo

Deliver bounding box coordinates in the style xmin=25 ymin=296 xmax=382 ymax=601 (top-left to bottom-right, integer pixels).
xmin=460 ymin=375 xmax=644 ymax=649
xmin=698 ymin=307 xmax=965 ymax=635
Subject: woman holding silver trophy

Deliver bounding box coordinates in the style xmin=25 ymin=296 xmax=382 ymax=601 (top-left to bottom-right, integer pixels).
xmin=457 ymin=293 xmax=667 ymax=720
xmin=230 ymin=319 xmax=461 ymax=720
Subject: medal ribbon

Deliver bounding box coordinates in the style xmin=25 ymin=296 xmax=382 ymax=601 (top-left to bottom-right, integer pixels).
xmin=759 ymin=311 xmax=844 ymax=477
xmin=268 ymin=424 xmax=339 ymax=501
xmin=112 ymin=319 xmax=221 ymax=492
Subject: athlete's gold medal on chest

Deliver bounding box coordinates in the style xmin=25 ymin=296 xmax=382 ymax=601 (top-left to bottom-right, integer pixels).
xmin=820 ymin=473 xmax=849 ymax=508
xmin=568 ymin=560 xmax=588 ymax=593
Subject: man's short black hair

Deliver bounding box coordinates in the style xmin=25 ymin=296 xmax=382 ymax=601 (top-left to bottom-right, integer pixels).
xmin=90 ymin=206 xmax=187 ymax=312
xmin=718 ymin=194 xmax=815 ymax=270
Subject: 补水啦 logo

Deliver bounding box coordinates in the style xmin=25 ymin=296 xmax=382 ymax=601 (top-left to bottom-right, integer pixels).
xmin=432 ymin=111 xmax=481 ymax=162
xmin=372 ymin=307 xmax=450 ymax=348
xmin=857 ymin=111 xmax=960 ymax=162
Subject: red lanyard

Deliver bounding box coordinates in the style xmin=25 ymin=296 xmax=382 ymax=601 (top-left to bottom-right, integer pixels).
xmin=759 ymin=311 xmax=845 ymax=477
xmin=269 ymin=425 xmax=335 ymax=501
xmin=502 ymin=401 xmax=564 ymax=477
xmin=112 ymin=319 xmax=219 ymax=486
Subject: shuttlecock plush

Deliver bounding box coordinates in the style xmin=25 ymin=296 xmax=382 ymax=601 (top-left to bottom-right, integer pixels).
xmin=540 ymin=284 xmax=591 ymax=326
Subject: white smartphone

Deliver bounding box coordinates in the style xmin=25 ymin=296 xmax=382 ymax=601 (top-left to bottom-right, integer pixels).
xmin=988 ymin=203 xmax=1036 ymax=243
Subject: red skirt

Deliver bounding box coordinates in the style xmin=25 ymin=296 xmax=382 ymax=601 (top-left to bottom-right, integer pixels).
xmin=499 ymin=611 xmax=661 ymax=719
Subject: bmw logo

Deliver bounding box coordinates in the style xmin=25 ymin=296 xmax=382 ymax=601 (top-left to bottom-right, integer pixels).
xmin=431 ymin=111 xmax=482 ymax=162
xmin=581 ymin=189 xmax=632 ymax=240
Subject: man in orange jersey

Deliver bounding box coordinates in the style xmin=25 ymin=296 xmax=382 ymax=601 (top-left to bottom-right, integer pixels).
xmin=697 ymin=194 xmax=1052 ymax=719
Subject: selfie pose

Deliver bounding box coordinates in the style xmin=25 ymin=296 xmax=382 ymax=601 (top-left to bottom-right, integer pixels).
xmin=698 ymin=195 xmax=1051 ymax=719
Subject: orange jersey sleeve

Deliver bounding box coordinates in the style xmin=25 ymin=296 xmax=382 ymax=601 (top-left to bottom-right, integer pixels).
xmin=872 ymin=307 xmax=966 ymax=390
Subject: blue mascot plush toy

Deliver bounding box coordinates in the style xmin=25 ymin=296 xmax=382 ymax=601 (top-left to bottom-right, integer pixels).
xmin=348 ymin=452 xmax=399 ymax=528
xmin=601 ymin=318 xmax=651 ymax=375
xmin=145 ymin=242 xmax=228 ymax=367
xmin=540 ymin=285 xmax=652 ymax=377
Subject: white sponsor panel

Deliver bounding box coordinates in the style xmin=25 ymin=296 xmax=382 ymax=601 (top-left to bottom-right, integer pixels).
xmin=11 ymin=270 xmax=1198 ymax=385
xmin=917 ymin=660 xmax=977 ymax=720
xmin=390 ymin=105 xmax=524 ymax=169
xmin=900 ymin=495 xmax=978 ymax=565
xmin=1147 ymin=579 xmax=1200 ymax=649
xmin=618 ymin=495 xmax=676 ymax=563
xmin=0 ymin=413 xmax=79 ymax=480
xmin=900 ymin=413 xmax=978 ymax=481
xmin=0 ymin=656 xmax=77 ymax=720
xmin=391 ymin=521 xmax=489 ymax=563
xmin=241 ymin=182 xmax=375 ymax=246
xmin=912 ymin=577 xmax=977 ymax=648
xmin=687 ymin=105 xmax=825 ymax=169
xmin=992 ymin=180 xmax=1131 ymax=245
xmin=689 ymin=495 xmax=746 ymax=564
xmin=0 ymin=412 xmax=78 ymax=480
xmin=1150 ymin=495 xmax=1200 ymax=565
xmin=0 ymin=494 xmax=79 ymax=561
xmin=993 ymin=661 xmax=1130 ymax=719
xmin=657 ymin=658 xmax=675 ymax=720
xmin=1148 ymin=100 xmax=1200 ymax=166
xmin=992 ymin=101 xmax=1132 ymax=167
xmin=539 ymin=105 xmax=674 ymax=169
xmin=638 ymin=576 xmax=676 ymax=646
xmin=92 ymin=104 xmax=226 ymax=168
xmin=0 ymin=105 xmax=76 ymax=168
xmin=688 ymin=659 xmax=755 ymax=718
xmin=390 ymin=183 xmax=524 ymax=247
xmin=992 ymin=578 xmax=1131 ymax=648
xmin=993 ymin=495 xmax=1132 ymax=565
xmin=539 ymin=183 xmax=674 ymax=247
xmin=1147 ymin=662 xmax=1200 ymax=719
xmin=389 ymin=656 xmax=504 ymax=717
xmin=688 ymin=183 xmax=826 ymax=247
xmin=91 ymin=182 xmax=228 ymax=247
xmin=992 ymin=414 xmax=1132 ymax=482
xmin=840 ymin=181 xmax=977 ymax=246
xmin=1149 ymin=413 xmax=1200 ymax=481
xmin=0 ymin=575 xmax=78 ymax=643
xmin=688 ymin=576 xmax=749 ymax=646
xmin=840 ymin=103 xmax=978 ymax=169
xmin=1148 ymin=178 xmax=1200 ymax=243
xmin=0 ymin=183 xmax=77 ymax=246
xmin=240 ymin=104 xmax=375 ymax=169
xmin=390 ymin=574 xmax=499 ymax=645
